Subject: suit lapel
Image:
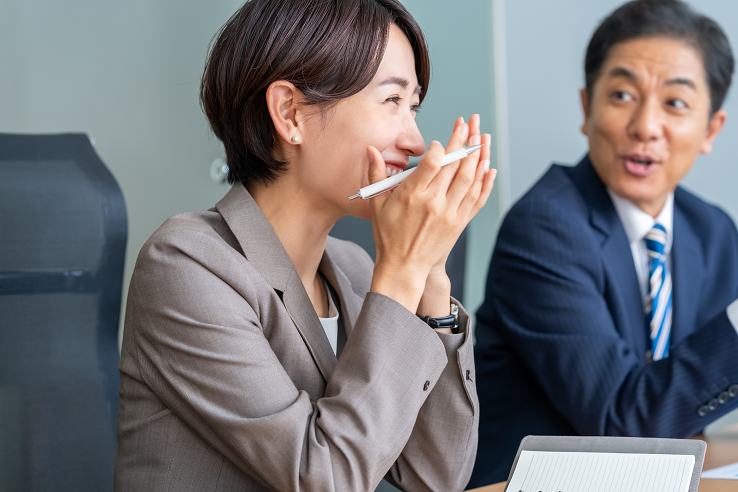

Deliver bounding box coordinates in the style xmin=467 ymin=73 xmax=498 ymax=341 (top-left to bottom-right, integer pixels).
xmin=568 ymin=157 xmax=648 ymax=357
xmin=670 ymin=193 xmax=702 ymax=345
xmin=215 ymin=184 xmax=337 ymax=382
xmin=319 ymin=243 xmax=363 ymax=339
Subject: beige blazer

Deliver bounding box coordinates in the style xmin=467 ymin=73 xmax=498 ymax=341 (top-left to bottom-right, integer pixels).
xmin=114 ymin=184 xmax=479 ymax=492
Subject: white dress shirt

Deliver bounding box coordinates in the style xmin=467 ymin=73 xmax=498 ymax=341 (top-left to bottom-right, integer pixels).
xmin=607 ymin=188 xmax=738 ymax=335
xmin=607 ymin=189 xmax=674 ymax=311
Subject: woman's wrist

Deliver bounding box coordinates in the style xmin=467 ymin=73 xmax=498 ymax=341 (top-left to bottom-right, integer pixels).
xmin=370 ymin=262 xmax=427 ymax=314
xmin=416 ymin=269 xmax=452 ymax=318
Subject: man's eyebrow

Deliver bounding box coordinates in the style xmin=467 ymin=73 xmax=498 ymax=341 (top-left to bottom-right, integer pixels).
xmin=378 ymin=76 xmax=422 ymax=95
xmin=608 ymin=67 xmax=637 ymax=81
xmin=608 ymin=67 xmax=696 ymax=90
xmin=665 ymin=77 xmax=696 ymax=90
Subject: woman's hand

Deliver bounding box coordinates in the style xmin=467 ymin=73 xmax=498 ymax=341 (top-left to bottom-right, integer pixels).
xmin=368 ymin=114 xmax=496 ymax=315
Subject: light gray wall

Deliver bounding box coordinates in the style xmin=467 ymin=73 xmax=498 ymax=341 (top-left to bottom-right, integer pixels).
xmin=502 ymin=0 xmax=738 ymax=432
xmin=0 ymin=0 xmax=239 ymax=341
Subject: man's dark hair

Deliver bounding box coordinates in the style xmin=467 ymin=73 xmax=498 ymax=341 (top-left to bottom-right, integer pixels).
xmin=200 ymin=0 xmax=430 ymax=187
xmin=585 ymin=0 xmax=734 ymax=115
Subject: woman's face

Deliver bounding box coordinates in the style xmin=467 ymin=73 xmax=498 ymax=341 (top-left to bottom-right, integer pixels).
xmin=294 ymin=24 xmax=426 ymax=220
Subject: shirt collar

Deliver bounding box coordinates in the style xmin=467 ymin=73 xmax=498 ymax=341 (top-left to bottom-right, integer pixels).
xmin=607 ymin=188 xmax=674 ymax=254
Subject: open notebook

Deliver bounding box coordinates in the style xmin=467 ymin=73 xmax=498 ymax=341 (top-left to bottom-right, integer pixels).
xmin=505 ymin=436 xmax=706 ymax=492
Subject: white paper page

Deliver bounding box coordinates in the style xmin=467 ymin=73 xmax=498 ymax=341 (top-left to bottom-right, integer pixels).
xmin=506 ymin=451 xmax=694 ymax=492
xmin=701 ymin=461 xmax=738 ymax=479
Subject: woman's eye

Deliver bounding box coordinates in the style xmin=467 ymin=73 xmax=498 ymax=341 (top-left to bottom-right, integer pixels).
xmin=612 ymin=90 xmax=632 ymax=102
xmin=386 ymin=96 xmax=401 ymax=105
xmin=667 ymin=98 xmax=688 ymax=109
xmin=411 ymin=104 xmax=421 ymax=113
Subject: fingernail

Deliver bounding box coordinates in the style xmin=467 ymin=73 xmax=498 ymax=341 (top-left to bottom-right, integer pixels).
xmin=460 ymin=117 xmax=465 ymax=124
xmin=489 ymin=168 xmax=497 ymax=180
xmin=470 ymin=134 xmax=481 ymax=146
xmin=461 ymin=125 xmax=469 ymax=137
xmin=480 ymin=160 xmax=490 ymax=173
xmin=366 ymin=148 xmax=375 ymax=163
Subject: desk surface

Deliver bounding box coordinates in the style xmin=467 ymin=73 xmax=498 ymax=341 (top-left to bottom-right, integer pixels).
xmin=467 ymin=424 xmax=738 ymax=492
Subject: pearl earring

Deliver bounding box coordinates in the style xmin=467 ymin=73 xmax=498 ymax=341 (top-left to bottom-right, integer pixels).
xmin=291 ymin=136 xmax=299 ymax=143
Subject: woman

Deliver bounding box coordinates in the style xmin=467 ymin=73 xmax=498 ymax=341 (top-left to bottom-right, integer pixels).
xmin=114 ymin=0 xmax=496 ymax=490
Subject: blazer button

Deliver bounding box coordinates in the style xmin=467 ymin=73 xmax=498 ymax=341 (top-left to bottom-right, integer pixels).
xmin=697 ymin=405 xmax=710 ymax=417
xmin=423 ymin=381 xmax=430 ymax=391
xmin=718 ymin=391 xmax=731 ymax=404
xmin=708 ymin=399 xmax=720 ymax=412
xmin=729 ymin=384 xmax=738 ymax=398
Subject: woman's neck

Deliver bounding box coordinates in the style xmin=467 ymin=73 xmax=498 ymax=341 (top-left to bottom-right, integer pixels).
xmin=248 ymin=176 xmax=339 ymax=316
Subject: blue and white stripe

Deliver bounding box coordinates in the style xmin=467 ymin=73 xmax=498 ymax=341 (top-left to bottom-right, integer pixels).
xmin=646 ymin=224 xmax=672 ymax=361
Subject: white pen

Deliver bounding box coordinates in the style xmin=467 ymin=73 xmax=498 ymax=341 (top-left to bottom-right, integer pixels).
xmin=348 ymin=144 xmax=484 ymax=200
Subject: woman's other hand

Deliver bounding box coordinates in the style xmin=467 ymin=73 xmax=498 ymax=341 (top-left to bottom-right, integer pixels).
xmin=368 ymin=114 xmax=497 ymax=315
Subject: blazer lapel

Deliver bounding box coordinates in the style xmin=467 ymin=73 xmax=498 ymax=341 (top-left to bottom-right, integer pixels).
xmin=215 ymin=184 xmax=337 ymax=382
xmin=568 ymin=156 xmax=648 ymax=357
xmin=670 ymin=192 xmax=702 ymax=346
xmin=318 ymin=244 xmax=363 ymax=339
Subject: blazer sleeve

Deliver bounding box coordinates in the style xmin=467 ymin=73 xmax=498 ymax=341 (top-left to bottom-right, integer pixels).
xmin=124 ymin=226 xmax=474 ymax=492
xmin=385 ymin=301 xmax=479 ymax=492
xmin=483 ymin=197 xmax=738 ymax=438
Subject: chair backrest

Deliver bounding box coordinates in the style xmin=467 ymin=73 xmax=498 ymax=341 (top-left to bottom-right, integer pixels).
xmin=0 ymin=133 xmax=127 ymax=492
xmin=330 ymin=215 xmax=467 ymax=302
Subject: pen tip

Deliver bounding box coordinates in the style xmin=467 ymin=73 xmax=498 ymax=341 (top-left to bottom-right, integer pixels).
xmin=348 ymin=193 xmax=360 ymax=200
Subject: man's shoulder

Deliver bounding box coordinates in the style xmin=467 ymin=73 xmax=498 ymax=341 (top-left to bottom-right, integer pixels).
xmin=674 ymin=186 xmax=738 ymax=248
xmin=675 ymin=186 xmax=736 ymax=228
xmin=505 ymin=162 xmax=591 ymax=227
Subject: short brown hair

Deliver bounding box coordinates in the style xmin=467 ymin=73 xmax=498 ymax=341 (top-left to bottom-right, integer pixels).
xmin=200 ymin=0 xmax=430 ymax=187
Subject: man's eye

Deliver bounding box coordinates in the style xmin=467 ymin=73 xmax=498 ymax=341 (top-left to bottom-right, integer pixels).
xmin=612 ymin=91 xmax=632 ymax=102
xmin=667 ymin=98 xmax=688 ymax=109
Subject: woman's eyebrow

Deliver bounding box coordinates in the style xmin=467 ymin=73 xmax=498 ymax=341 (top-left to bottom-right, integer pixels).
xmin=378 ymin=76 xmax=422 ymax=95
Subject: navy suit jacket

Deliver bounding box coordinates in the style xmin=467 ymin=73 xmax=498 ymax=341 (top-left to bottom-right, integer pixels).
xmin=468 ymin=156 xmax=738 ymax=487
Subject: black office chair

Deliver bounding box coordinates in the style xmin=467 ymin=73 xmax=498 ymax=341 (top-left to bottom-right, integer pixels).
xmin=0 ymin=133 xmax=127 ymax=491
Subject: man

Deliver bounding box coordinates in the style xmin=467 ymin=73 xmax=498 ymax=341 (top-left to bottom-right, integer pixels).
xmin=469 ymin=0 xmax=738 ymax=487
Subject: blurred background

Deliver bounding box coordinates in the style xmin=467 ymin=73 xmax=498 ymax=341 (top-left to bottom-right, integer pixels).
xmin=1 ymin=1 xmax=737 ymax=488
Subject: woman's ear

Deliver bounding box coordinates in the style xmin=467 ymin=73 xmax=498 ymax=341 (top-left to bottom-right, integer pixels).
xmin=266 ymin=81 xmax=304 ymax=145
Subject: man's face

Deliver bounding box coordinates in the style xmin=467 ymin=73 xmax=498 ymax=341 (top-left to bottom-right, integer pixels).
xmin=581 ymin=36 xmax=726 ymax=217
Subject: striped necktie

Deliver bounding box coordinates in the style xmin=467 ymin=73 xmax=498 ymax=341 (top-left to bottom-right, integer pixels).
xmin=646 ymin=224 xmax=672 ymax=361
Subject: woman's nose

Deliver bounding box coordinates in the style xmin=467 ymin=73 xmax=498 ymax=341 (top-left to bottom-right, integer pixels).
xmin=396 ymin=118 xmax=426 ymax=157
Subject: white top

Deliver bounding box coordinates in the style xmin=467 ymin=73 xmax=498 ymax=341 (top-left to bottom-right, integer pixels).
xmin=607 ymin=188 xmax=738 ymax=336
xmin=318 ymin=278 xmax=339 ymax=355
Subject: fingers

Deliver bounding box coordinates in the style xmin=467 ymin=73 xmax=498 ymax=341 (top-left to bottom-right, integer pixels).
xmin=366 ymin=146 xmax=392 ymax=214
xmin=458 ymin=135 xmax=497 ymax=220
xmin=445 ymin=129 xmax=487 ymax=207
xmin=400 ymin=140 xmax=446 ymax=192
xmin=445 ymin=116 xmax=470 ymax=154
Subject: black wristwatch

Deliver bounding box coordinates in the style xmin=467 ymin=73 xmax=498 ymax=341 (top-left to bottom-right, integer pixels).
xmin=418 ymin=303 xmax=459 ymax=330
